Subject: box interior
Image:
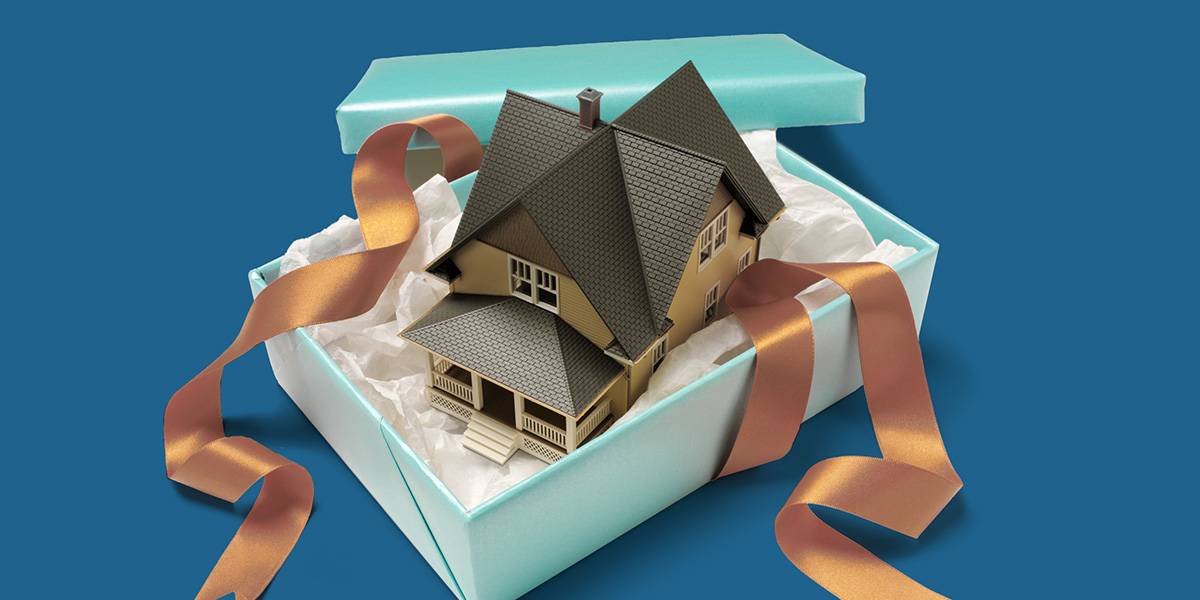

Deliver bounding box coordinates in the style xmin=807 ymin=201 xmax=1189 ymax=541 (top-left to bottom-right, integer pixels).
xmin=250 ymin=141 xmax=937 ymax=599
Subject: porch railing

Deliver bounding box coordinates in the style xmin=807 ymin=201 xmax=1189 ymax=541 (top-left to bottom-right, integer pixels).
xmin=431 ymin=371 xmax=473 ymax=404
xmin=522 ymin=414 xmax=567 ymax=448
xmin=575 ymin=397 xmax=611 ymax=446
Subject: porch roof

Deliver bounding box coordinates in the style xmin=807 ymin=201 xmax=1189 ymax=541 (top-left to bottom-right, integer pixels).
xmin=401 ymin=293 xmax=624 ymax=417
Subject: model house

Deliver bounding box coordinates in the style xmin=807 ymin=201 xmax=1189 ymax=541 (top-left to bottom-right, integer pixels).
xmin=401 ymin=62 xmax=785 ymax=465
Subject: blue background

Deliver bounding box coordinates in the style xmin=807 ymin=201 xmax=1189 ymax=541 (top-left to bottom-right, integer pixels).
xmin=5 ymin=1 xmax=1195 ymax=598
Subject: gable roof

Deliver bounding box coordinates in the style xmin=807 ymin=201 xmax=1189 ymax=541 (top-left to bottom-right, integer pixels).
xmin=403 ymin=293 xmax=624 ymax=417
xmin=611 ymin=61 xmax=784 ymax=236
xmin=427 ymin=62 xmax=784 ymax=359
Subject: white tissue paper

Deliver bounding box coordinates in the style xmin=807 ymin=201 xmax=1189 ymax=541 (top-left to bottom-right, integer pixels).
xmin=278 ymin=130 xmax=916 ymax=509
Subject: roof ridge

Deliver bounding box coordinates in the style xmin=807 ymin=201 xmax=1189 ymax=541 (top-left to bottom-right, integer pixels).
xmin=612 ymin=130 xmax=671 ymax=329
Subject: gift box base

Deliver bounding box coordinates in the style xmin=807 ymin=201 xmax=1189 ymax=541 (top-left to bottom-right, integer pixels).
xmin=250 ymin=143 xmax=937 ymax=600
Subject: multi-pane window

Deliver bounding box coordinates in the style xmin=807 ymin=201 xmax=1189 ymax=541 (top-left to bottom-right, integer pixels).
xmin=737 ymin=248 xmax=753 ymax=274
xmin=698 ymin=206 xmax=730 ymax=271
xmin=536 ymin=269 xmax=558 ymax=312
xmin=651 ymin=335 xmax=669 ymax=372
xmin=510 ymin=256 xmax=560 ymax=314
xmin=703 ymin=282 xmax=720 ymax=327
xmin=510 ymin=256 xmax=534 ymax=301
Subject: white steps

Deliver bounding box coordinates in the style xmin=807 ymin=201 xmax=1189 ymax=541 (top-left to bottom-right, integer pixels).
xmin=462 ymin=413 xmax=519 ymax=464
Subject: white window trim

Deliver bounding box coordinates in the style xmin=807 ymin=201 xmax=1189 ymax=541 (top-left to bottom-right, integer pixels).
xmin=508 ymin=254 xmax=561 ymax=315
xmin=737 ymin=248 xmax=753 ymax=274
xmin=698 ymin=205 xmax=730 ymax=272
xmin=535 ymin=267 xmax=559 ymax=314
xmin=651 ymin=334 xmax=669 ymax=372
xmin=509 ymin=255 xmax=533 ymax=302
xmin=703 ymin=281 xmax=720 ymax=328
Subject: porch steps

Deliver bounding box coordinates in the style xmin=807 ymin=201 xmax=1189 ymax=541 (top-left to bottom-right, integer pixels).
xmin=463 ymin=413 xmax=519 ymax=465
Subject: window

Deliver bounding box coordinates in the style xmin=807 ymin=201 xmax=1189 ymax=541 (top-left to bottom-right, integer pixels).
xmin=536 ymin=269 xmax=558 ymax=312
xmin=651 ymin=335 xmax=668 ymax=372
xmin=509 ymin=256 xmax=533 ymax=301
xmin=703 ymin=282 xmax=720 ymax=327
xmin=509 ymin=255 xmax=560 ymax=314
xmin=698 ymin=206 xmax=730 ymax=271
xmin=737 ymin=248 xmax=753 ymax=274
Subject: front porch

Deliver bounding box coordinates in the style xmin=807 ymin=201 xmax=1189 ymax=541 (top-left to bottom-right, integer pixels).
xmin=425 ymin=353 xmax=614 ymax=465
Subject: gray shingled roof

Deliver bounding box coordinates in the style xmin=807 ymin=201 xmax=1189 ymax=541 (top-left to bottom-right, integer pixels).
xmin=427 ymin=62 xmax=783 ymax=359
xmin=451 ymin=91 xmax=602 ymax=251
xmin=613 ymin=129 xmax=725 ymax=326
xmin=402 ymin=294 xmax=623 ymax=417
xmin=612 ymin=61 xmax=785 ymax=236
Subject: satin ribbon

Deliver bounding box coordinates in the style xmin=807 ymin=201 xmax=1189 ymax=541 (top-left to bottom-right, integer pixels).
xmin=164 ymin=114 xmax=482 ymax=600
xmin=167 ymin=111 xmax=958 ymax=600
xmin=721 ymin=259 xmax=962 ymax=599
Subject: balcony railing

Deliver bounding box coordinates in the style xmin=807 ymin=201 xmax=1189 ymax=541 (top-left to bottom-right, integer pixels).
xmin=522 ymin=414 xmax=567 ymax=448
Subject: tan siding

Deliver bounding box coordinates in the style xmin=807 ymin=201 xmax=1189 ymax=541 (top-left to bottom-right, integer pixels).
xmin=703 ymin=181 xmax=735 ymax=225
xmin=664 ymin=183 xmax=759 ymax=356
xmin=607 ymin=372 xmax=630 ymax=420
xmin=626 ymin=354 xmax=654 ymax=416
xmin=450 ymin=241 xmax=509 ymax=296
xmin=559 ymin=279 xmax=614 ymax=348
xmin=449 ymin=240 xmax=614 ymax=349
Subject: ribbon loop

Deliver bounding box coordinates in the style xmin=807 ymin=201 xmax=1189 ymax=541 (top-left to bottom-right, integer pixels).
xmin=723 ymin=259 xmax=962 ymax=599
xmin=164 ymin=115 xmax=482 ymax=600
xmin=165 ymin=111 xmax=959 ymax=600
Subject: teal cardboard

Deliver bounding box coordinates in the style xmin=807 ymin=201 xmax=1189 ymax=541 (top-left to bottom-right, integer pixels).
xmin=250 ymin=143 xmax=937 ymax=600
xmin=336 ymin=34 xmax=865 ymax=154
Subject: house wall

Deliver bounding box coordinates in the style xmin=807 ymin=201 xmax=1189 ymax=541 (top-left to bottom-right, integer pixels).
xmin=662 ymin=182 xmax=759 ymax=358
xmin=449 ymin=240 xmax=615 ymax=349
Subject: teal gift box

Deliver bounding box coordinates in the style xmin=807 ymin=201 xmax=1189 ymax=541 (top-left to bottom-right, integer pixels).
xmin=250 ymin=35 xmax=938 ymax=600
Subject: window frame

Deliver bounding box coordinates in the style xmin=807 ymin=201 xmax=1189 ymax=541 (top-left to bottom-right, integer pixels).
xmin=508 ymin=254 xmax=561 ymax=315
xmin=737 ymin=247 xmax=753 ymax=274
xmin=509 ymin=255 xmax=534 ymax=302
xmin=651 ymin=334 xmax=669 ymax=372
xmin=703 ymin=281 xmax=720 ymax=327
xmin=535 ymin=268 xmax=559 ymax=314
xmin=697 ymin=205 xmax=730 ymax=272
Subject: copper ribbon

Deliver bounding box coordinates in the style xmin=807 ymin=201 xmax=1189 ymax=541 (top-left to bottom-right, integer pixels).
xmin=164 ymin=115 xmax=482 ymax=600
xmin=721 ymin=259 xmax=962 ymax=599
xmin=168 ymin=110 xmax=957 ymax=599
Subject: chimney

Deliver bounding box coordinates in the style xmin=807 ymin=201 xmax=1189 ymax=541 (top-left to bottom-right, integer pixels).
xmin=577 ymin=88 xmax=602 ymax=131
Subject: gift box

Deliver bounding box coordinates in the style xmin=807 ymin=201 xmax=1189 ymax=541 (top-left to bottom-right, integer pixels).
xmin=250 ymin=35 xmax=937 ymax=600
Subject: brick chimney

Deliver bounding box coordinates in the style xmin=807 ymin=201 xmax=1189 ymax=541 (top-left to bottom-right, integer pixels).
xmin=577 ymin=88 xmax=602 ymax=131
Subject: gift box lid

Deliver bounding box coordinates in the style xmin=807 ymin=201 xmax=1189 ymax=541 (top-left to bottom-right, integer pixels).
xmin=336 ymin=34 xmax=864 ymax=153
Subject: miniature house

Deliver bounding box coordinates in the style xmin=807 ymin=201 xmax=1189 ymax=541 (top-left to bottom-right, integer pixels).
xmin=401 ymin=62 xmax=785 ymax=465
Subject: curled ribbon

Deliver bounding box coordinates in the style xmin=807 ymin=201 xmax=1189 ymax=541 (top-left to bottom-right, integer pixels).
xmin=167 ymin=111 xmax=958 ymax=600
xmin=721 ymin=259 xmax=962 ymax=599
xmin=164 ymin=115 xmax=482 ymax=600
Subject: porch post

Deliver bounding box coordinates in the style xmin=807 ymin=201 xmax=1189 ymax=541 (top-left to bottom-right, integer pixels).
xmin=566 ymin=417 xmax=578 ymax=452
xmin=471 ymin=372 xmax=484 ymax=410
xmin=424 ymin=352 xmax=434 ymax=385
xmin=512 ymin=393 xmax=524 ymax=431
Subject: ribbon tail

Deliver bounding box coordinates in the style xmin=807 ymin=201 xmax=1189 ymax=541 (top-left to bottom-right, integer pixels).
xmin=163 ymin=115 xmax=482 ymax=600
xmin=721 ymin=260 xmax=963 ymax=600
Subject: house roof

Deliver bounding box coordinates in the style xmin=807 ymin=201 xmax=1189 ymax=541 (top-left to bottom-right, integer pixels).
xmin=427 ymin=62 xmax=784 ymax=359
xmin=402 ymin=293 xmax=624 ymax=417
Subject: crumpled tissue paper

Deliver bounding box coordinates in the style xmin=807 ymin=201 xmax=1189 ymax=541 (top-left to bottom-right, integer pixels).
xmin=278 ymin=130 xmax=915 ymax=509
